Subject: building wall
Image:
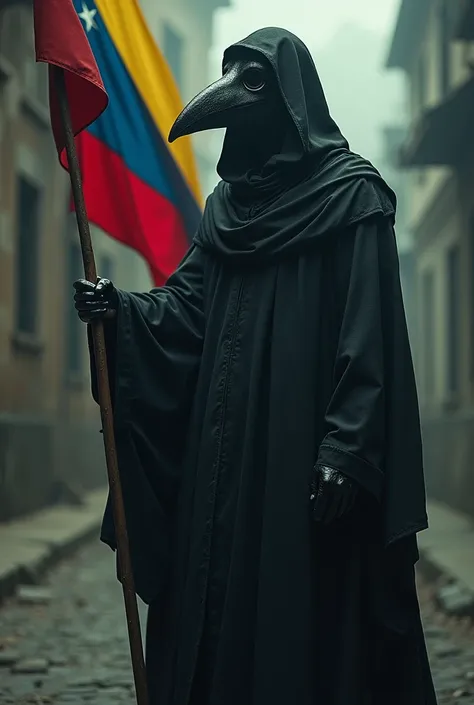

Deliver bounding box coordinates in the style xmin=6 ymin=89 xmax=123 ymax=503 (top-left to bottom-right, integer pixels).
xmin=405 ymin=5 xmax=451 ymax=234
xmin=0 ymin=0 xmax=223 ymax=520
xmin=397 ymin=1 xmax=474 ymax=408
xmin=379 ymin=126 xmax=417 ymax=355
xmin=388 ymin=0 xmax=474 ymax=515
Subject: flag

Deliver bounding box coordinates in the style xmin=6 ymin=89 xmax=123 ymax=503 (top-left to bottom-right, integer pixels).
xmin=33 ymin=0 xmax=108 ymax=159
xmin=34 ymin=0 xmax=203 ymax=286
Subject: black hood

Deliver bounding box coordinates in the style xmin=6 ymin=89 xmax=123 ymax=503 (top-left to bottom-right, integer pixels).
xmin=215 ymin=27 xmax=349 ymax=196
xmin=226 ymin=27 xmax=348 ymax=160
xmin=194 ymin=28 xmax=397 ymax=261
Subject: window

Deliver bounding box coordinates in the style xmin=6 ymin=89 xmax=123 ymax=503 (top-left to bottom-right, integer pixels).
xmin=422 ymin=270 xmax=435 ymax=399
xmin=22 ymin=7 xmax=49 ymax=106
xmin=413 ymin=50 xmax=427 ymax=115
xmin=470 ymin=217 xmax=474 ymax=378
xmin=0 ymin=6 xmax=48 ymax=106
xmin=163 ymin=23 xmax=184 ymax=94
xmin=0 ymin=6 xmax=23 ymax=71
xmin=66 ymin=239 xmax=83 ymax=376
xmin=14 ymin=177 xmax=41 ymax=336
xmin=23 ymin=59 xmax=49 ymax=107
xmin=439 ymin=0 xmax=450 ymax=99
xmin=446 ymin=244 xmax=460 ymax=396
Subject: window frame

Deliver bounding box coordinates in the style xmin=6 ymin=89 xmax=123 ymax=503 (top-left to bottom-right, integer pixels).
xmin=12 ymin=173 xmax=43 ymax=352
xmin=446 ymin=242 xmax=461 ymax=399
xmin=421 ymin=268 xmax=436 ymax=402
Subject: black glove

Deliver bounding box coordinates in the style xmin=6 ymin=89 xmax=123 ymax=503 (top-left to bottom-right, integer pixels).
xmin=310 ymin=465 xmax=358 ymax=524
xmin=73 ymin=278 xmax=118 ymax=323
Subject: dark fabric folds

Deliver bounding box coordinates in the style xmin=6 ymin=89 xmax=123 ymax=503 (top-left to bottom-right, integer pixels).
xmin=89 ymin=220 xmax=434 ymax=705
xmin=196 ymin=162 xmax=395 ymax=262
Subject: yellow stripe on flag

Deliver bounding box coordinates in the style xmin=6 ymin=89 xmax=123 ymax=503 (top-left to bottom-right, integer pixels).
xmin=95 ymin=0 xmax=203 ymax=207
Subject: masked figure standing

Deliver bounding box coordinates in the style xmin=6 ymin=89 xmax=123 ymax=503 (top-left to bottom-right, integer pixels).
xmin=74 ymin=28 xmax=437 ymax=705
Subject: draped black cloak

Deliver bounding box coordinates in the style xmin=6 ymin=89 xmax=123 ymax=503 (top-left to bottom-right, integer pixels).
xmin=91 ymin=28 xmax=437 ymax=705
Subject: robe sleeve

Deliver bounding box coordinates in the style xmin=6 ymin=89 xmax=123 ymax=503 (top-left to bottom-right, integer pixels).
xmin=88 ymin=245 xmax=205 ymax=604
xmin=316 ymin=218 xmax=390 ymax=501
xmin=89 ymin=244 xmax=204 ymax=411
xmin=316 ymin=216 xmax=428 ymax=636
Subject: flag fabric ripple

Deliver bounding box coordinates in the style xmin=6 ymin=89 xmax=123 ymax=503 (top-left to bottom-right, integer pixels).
xmin=34 ymin=0 xmax=203 ymax=286
xmin=33 ymin=0 xmax=108 ymax=164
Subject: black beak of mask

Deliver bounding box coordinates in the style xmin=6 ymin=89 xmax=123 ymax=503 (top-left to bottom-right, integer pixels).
xmin=168 ymin=52 xmax=282 ymax=144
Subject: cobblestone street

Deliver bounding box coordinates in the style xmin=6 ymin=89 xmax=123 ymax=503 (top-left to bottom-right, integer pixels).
xmin=0 ymin=541 xmax=474 ymax=704
xmin=0 ymin=543 xmax=145 ymax=704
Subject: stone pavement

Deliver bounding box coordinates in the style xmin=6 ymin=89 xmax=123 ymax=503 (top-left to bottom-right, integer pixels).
xmin=0 ymin=489 xmax=108 ymax=604
xmin=418 ymin=575 xmax=474 ymax=704
xmin=419 ymin=500 xmax=474 ymax=591
xmin=0 ymin=540 xmax=473 ymax=704
xmin=0 ymin=541 xmax=146 ymax=704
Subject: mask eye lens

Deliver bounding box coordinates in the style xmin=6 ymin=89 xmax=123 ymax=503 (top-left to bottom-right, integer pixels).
xmin=243 ymin=67 xmax=266 ymax=92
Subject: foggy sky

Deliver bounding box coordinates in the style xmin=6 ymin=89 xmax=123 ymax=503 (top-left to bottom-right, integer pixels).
xmin=213 ymin=0 xmax=401 ymax=54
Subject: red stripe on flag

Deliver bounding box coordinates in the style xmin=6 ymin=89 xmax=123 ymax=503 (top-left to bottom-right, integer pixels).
xmin=76 ymin=131 xmax=190 ymax=286
xmin=33 ymin=0 xmax=108 ymax=167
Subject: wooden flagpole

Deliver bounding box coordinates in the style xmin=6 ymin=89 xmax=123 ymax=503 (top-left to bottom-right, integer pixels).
xmin=53 ymin=66 xmax=149 ymax=705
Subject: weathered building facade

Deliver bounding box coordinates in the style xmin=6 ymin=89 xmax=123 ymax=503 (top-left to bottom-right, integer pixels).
xmin=379 ymin=124 xmax=417 ymax=345
xmin=0 ymin=0 xmax=226 ymax=520
xmin=386 ymin=0 xmax=474 ymax=515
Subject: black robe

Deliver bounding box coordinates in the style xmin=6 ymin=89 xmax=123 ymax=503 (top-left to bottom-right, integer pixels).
xmin=91 ymin=27 xmax=437 ymax=705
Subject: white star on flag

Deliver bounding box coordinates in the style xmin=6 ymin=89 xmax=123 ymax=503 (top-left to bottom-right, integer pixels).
xmin=78 ymin=1 xmax=98 ymax=33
